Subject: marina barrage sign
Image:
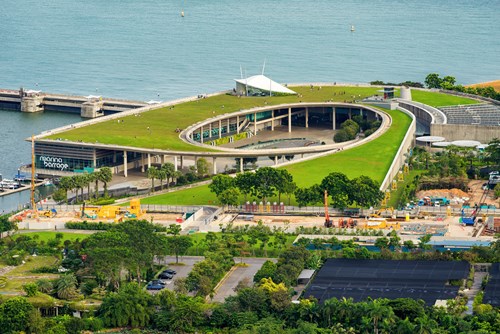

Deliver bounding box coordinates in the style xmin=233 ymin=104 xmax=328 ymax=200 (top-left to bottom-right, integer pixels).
xmin=39 ymin=156 xmax=69 ymax=171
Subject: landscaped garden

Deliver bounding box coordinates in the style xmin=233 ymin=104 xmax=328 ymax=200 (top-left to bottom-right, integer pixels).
xmin=44 ymin=86 xmax=383 ymax=151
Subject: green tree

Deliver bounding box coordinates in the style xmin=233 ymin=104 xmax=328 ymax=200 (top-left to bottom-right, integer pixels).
xmin=112 ymin=220 xmax=168 ymax=283
xmin=235 ymin=171 xmax=256 ymax=202
xmin=196 ymin=157 xmax=210 ymax=178
xmin=254 ymin=167 xmax=280 ymax=202
xmin=351 ymin=175 xmax=384 ymax=207
xmin=0 ymin=214 xmax=16 ymax=238
xmin=167 ymin=223 xmax=182 ymax=236
xmin=98 ymin=167 xmax=113 ymax=198
xmin=368 ymin=300 xmax=395 ymax=334
xmin=58 ymin=176 xmax=73 ymax=203
xmin=485 ymin=138 xmax=500 ymax=166
xmin=275 ymin=169 xmax=295 ymax=204
xmin=166 ymin=236 xmax=193 ymax=264
xmin=147 ymin=166 xmax=158 ymax=192
xmin=218 ymin=187 xmax=240 ymax=207
xmin=156 ymin=167 xmax=167 ymax=190
xmin=425 ymin=73 xmax=442 ymax=89
xmin=0 ymin=297 xmax=34 ymax=334
xmin=209 ymin=174 xmax=235 ymax=196
xmin=321 ymin=172 xmax=351 ymax=209
xmin=162 ymin=162 xmax=176 ymax=189
xmin=55 ymin=273 xmax=79 ymax=300
xmin=98 ymin=282 xmax=154 ymax=328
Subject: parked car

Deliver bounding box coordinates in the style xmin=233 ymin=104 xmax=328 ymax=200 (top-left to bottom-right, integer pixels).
xmin=162 ymin=269 xmax=176 ymax=275
xmin=146 ymin=281 xmax=165 ymax=290
xmin=158 ymin=272 xmax=173 ymax=280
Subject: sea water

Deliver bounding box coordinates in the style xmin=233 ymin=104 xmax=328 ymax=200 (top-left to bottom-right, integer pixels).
xmin=0 ymin=0 xmax=499 ymax=211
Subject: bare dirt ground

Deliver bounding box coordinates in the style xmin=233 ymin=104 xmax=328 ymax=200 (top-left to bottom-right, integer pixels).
xmin=416 ymin=180 xmax=498 ymax=207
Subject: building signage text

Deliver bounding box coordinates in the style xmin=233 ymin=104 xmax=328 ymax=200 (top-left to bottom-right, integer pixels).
xmin=39 ymin=156 xmax=69 ymax=171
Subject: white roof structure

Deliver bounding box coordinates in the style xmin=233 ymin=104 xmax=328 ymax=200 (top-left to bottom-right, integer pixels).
xmin=450 ymin=140 xmax=482 ymax=148
xmin=234 ymin=75 xmax=296 ymax=95
xmin=433 ymin=141 xmax=452 ymax=147
xmin=416 ymin=136 xmax=445 ymax=143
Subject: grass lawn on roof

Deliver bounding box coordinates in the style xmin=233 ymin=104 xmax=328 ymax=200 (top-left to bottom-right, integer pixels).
xmin=411 ymin=89 xmax=479 ymax=107
xmin=141 ymin=107 xmax=412 ymax=205
xmin=44 ymin=86 xmax=381 ymax=152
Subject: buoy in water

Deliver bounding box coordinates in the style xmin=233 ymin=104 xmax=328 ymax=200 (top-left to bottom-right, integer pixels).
xmin=181 ymin=11 xmax=185 ymax=17
xmin=350 ymin=25 xmax=355 ymax=32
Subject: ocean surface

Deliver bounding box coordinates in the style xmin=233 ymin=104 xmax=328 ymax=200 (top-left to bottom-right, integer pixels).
xmin=0 ymin=0 xmax=499 ymax=211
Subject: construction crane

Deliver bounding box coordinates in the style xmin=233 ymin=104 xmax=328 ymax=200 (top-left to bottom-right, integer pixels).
xmin=30 ymin=135 xmax=38 ymax=218
xmin=462 ymin=175 xmax=496 ymax=226
xmin=324 ymin=190 xmax=332 ymax=228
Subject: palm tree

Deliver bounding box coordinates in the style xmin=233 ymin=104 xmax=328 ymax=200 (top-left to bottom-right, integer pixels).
xmin=147 ymin=166 xmax=158 ymax=192
xmin=368 ymin=300 xmax=394 ymax=334
xmin=55 ymin=274 xmax=78 ymax=300
xmin=73 ymin=175 xmax=87 ymax=203
xmin=162 ymin=163 xmax=175 ymax=189
xmin=414 ymin=314 xmax=437 ymax=334
xmin=86 ymin=172 xmax=96 ymax=201
xmin=156 ymin=167 xmax=166 ymax=190
xmin=58 ymin=176 xmax=73 ymax=203
xmin=98 ymin=167 xmax=113 ymax=198
xmin=36 ymin=278 xmax=54 ymax=294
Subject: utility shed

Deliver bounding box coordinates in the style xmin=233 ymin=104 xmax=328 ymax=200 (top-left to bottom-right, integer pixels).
xmin=297 ymin=269 xmax=315 ymax=285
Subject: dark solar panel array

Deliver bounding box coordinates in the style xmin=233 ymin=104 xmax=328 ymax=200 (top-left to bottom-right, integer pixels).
xmin=483 ymin=263 xmax=500 ymax=307
xmin=304 ymin=259 xmax=469 ymax=306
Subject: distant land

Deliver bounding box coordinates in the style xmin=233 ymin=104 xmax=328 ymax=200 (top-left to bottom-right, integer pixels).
xmin=467 ymin=80 xmax=500 ymax=92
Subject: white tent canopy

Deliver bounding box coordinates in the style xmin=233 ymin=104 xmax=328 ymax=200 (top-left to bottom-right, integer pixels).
xmin=235 ymin=74 xmax=296 ymax=95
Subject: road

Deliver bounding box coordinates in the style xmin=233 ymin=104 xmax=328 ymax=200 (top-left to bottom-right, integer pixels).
xmin=211 ymin=257 xmax=277 ymax=303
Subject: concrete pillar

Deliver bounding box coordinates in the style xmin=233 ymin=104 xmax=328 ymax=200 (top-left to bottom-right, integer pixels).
xmin=174 ymin=156 xmax=178 ymax=171
xmin=254 ymin=112 xmax=257 ymax=135
xmin=194 ymin=156 xmax=197 ymax=170
xmin=180 ymin=156 xmax=184 ymax=169
xmin=162 ymin=155 xmax=166 ymax=164
xmin=332 ymin=108 xmax=336 ymax=130
xmin=81 ymin=101 xmax=102 ymax=118
xmin=141 ymin=154 xmax=145 ymax=172
xmin=209 ymin=123 xmax=212 ymax=139
xmin=213 ymin=157 xmax=217 ymax=174
xmin=113 ymin=151 xmax=117 ymax=163
xmin=237 ymin=115 xmax=240 ymax=134
xmin=92 ymin=150 xmax=97 ymax=168
xmin=271 ymin=110 xmax=275 ymax=131
xmin=147 ymin=154 xmax=151 ymax=168
xmin=305 ymin=108 xmax=309 ymax=128
xmin=123 ymin=151 xmax=128 ymax=177
xmin=219 ymin=120 xmax=222 ymax=138
xmin=21 ymin=96 xmax=44 ymax=113
xmin=274 ymin=156 xmax=278 ymax=166
xmin=240 ymin=157 xmax=244 ymax=173
xmin=288 ymin=108 xmax=292 ymax=133
xmin=349 ymin=109 xmax=352 ymax=120
xmin=227 ymin=118 xmax=230 ymax=133
xmin=200 ymin=126 xmax=204 ymax=143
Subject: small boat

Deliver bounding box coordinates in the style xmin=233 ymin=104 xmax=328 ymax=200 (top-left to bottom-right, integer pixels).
xmin=0 ymin=179 xmax=20 ymax=189
xmin=350 ymin=25 xmax=355 ymax=32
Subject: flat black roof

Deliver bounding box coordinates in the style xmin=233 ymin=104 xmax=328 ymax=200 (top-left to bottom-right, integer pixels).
xmin=483 ymin=263 xmax=500 ymax=307
xmin=303 ymin=259 xmax=470 ymax=306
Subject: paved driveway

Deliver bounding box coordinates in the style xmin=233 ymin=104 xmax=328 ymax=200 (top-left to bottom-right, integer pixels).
xmin=157 ymin=256 xmax=203 ymax=291
xmin=211 ymin=258 xmax=277 ymax=302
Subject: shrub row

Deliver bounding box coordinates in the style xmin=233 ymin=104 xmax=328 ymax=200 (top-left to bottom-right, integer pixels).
xmin=65 ymin=221 xmax=112 ymax=230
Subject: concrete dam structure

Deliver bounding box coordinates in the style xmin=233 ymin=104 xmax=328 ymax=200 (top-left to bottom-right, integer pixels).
xmin=0 ymin=88 xmax=147 ymax=118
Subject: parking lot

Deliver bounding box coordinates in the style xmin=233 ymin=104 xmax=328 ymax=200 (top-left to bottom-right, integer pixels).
xmin=156 ymin=256 xmax=204 ymax=291
xmin=212 ymin=258 xmax=276 ymax=302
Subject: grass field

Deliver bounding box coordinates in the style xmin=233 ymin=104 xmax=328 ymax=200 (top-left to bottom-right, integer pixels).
xmin=0 ymin=256 xmax=59 ymax=293
xmin=411 ymin=90 xmax=479 ymax=107
xmin=13 ymin=232 xmax=91 ymax=243
xmin=44 ymin=86 xmax=381 ymax=151
xmin=142 ymin=107 xmax=412 ymax=205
